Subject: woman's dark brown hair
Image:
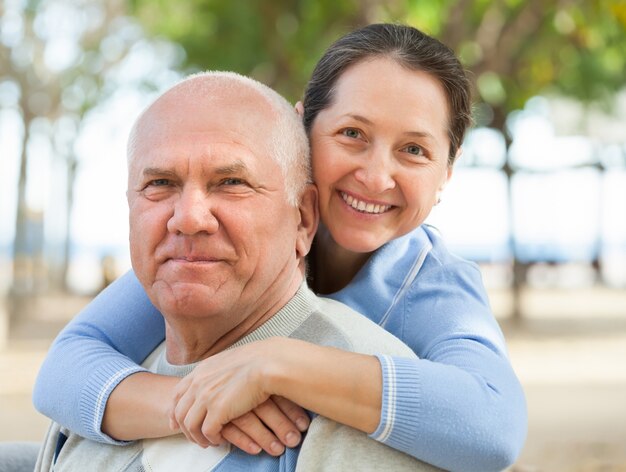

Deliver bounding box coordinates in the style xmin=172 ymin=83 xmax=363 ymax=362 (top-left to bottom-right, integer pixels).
xmin=302 ymin=23 xmax=472 ymax=164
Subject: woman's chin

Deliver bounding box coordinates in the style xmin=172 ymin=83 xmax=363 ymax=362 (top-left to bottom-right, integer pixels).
xmin=331 ymin=231 xmax=387 ymax=254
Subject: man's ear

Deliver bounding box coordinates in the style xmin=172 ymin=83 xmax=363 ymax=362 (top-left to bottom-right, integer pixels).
xmin=295 ymin=101 xmax=304 ymax=117
xmin=295 ymin=184 xmax=319 ymax=258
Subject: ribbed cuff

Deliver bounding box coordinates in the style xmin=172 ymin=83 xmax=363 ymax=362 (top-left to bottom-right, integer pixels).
xmin=369 ymin=355 xmax=422 ymax=452
xmin=79 ymin=359 xmax=149 ymax=445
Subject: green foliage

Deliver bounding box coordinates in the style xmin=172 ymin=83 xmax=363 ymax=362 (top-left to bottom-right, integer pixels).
xmin=129 ymin=0 xmax=626 ymax=120
xmin=129 ymin=0 xmax=375 ymax=102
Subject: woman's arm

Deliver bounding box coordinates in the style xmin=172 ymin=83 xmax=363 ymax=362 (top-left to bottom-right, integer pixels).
xmin=372 ymin=262 xmax=527 ymax=472
xmin=33 ymin=271 xmax=166 ymax=443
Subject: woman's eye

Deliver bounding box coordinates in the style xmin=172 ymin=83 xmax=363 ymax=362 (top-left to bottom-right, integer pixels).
xmin=403 ymin=144 xmax=423 ymax=156
xmin=341 ymin=128 xmax=361 ymax=139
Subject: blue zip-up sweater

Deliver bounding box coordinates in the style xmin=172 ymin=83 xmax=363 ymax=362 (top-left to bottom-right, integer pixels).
xmin=33 ymin=225 xmax=527 ymax=471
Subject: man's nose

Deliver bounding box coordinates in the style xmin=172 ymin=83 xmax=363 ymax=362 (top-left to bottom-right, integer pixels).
xmin=353 ymin=147 xmax=396 ymax=194
xmin=167 ymin=187 xmax=219 ymax=235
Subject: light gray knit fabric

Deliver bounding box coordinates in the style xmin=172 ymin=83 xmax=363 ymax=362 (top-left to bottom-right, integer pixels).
xmin=0 ymin=442 xmax=40 ymax=472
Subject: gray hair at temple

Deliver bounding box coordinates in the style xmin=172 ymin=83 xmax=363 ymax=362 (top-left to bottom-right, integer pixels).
xmin=127 ymin=71 xmax=311 ymax=206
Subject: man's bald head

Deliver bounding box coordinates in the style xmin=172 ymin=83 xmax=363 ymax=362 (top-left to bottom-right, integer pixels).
xmin=128 ymin=71 xmax=311 ymax=206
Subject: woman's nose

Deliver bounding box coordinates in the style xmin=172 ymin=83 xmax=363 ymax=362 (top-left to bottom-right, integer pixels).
xmin=167 ymin=187 xmax=219 ymax=235
xmin=353 ymin=149 xmax=396 ymax=194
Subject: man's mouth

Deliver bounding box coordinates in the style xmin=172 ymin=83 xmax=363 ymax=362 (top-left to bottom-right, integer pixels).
xmin=340 ymin=191 xmax=393 ymax=215
xmin=169 ymin=256 xmax=220 ymax=263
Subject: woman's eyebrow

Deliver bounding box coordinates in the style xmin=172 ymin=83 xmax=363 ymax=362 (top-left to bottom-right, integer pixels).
xmin=404 ymin=130 xmax=436 ymax=141
xmin=345 ymin=114 xmax=374 ymax=126
xmin=347 ymin=114 xmax=437 ymax=141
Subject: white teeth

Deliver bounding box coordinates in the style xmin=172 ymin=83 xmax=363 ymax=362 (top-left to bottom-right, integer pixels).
xmin=340 ymin=192 xmax=391 ymax=214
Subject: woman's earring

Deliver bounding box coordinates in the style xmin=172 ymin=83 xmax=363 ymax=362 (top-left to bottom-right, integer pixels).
xmin=436 ymin=196 xmax=442 ymax=205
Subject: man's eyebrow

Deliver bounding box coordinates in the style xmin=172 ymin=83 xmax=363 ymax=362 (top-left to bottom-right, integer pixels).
xmin=141 ymin=161 xmax=249 ymax=177
xmin=142 ymin=167 xmax=177 ymax=177
xmin=214 ymin=160 xmax=249 ymax=175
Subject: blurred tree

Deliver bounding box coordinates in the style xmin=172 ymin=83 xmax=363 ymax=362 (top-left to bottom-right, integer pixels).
xmin=1 ymin=0 xmax=156 ymax=299
xmin=128 ymin=0 xmax=394 ymax=101
xmin=129 ymin=0 xmax=626 ymax=113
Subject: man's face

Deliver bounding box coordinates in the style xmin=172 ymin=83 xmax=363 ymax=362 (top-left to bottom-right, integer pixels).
xmin=127 ymin=87 xmax=304 ymax=327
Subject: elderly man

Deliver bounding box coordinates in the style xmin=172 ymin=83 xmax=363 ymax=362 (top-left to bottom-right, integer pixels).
xmin=35 ymin=72 xmax=437 ymax=471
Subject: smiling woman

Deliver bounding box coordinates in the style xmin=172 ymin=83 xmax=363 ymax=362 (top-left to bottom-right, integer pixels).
xmin=310 ymin=58 xmax=452 ymax=256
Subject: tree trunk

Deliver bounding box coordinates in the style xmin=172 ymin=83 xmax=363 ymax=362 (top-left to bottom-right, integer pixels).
xmin=491 ymin=105 xmax=524 ymax=321
xmin=11 ymin=108 xmax=32 ymax=298
xmin=61 ymin=157 xmax=78 ymax=292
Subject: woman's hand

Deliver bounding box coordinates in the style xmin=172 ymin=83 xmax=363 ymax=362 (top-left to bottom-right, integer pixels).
xmin=169 ymin=338 xmax=310 ymax=456
xmin=169 ymin=337 xmax=383 ymax=454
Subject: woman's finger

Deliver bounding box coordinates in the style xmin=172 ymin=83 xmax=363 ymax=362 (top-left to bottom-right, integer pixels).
xmin=169 ymin=376 xmax=193 ymax=430
xmin=173 ymin=388 xmax=212 ymax=447
xmin=182 ymin=400 xmax=215 ymax=447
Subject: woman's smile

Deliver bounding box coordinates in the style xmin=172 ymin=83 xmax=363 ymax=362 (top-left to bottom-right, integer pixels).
xmin=338 ymin=190 xmax=394 ymax=215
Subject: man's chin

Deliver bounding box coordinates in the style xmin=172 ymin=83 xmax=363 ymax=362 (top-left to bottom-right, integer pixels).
xmin=149 ymin=280 xmax=231 ymax=318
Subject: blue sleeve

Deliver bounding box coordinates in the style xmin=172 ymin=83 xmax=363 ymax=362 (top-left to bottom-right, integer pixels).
xmin=370 ymin=263 xmax=527 ymax=472
xmin=32 ymin=271 xmax=166 ymax=444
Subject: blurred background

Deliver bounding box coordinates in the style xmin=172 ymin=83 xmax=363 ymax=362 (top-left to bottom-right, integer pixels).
xmin=1 ymin=0 xmax=625 ymax=470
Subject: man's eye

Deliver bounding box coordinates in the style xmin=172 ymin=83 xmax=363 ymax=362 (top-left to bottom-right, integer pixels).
xmin=149 ymin=179 xmax=171 ymax=186
xmin=341 ymin=128 xmax=361 ymax=139
xmin=221 ymin=178 xmax=246 ymax=186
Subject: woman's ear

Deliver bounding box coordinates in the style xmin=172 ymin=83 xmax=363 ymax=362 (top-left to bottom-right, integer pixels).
xmin=295 ymin=184 xmax=319 ymax=258
xmin=295 ymin=101 xmax=304 ymax=117
xmin=441 ymin=147 xmax=462 ymax=189
xmin=435 ymin=161 xmax=455 ymax=205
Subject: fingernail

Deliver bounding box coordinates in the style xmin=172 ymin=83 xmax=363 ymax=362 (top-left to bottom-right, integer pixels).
xmin=296 ymin=417 xmax=309 ymax=432
xmin=250 ymin=443 xmax=262 ymax=454
xmin=271 ymin=441 xmax=285 ymax=455
xmin=285 ymin=431 xmax=300 ymax=447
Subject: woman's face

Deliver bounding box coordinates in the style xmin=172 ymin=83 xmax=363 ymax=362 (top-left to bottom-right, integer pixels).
xmin=310 ymin=57 xmax=454 ymax=253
